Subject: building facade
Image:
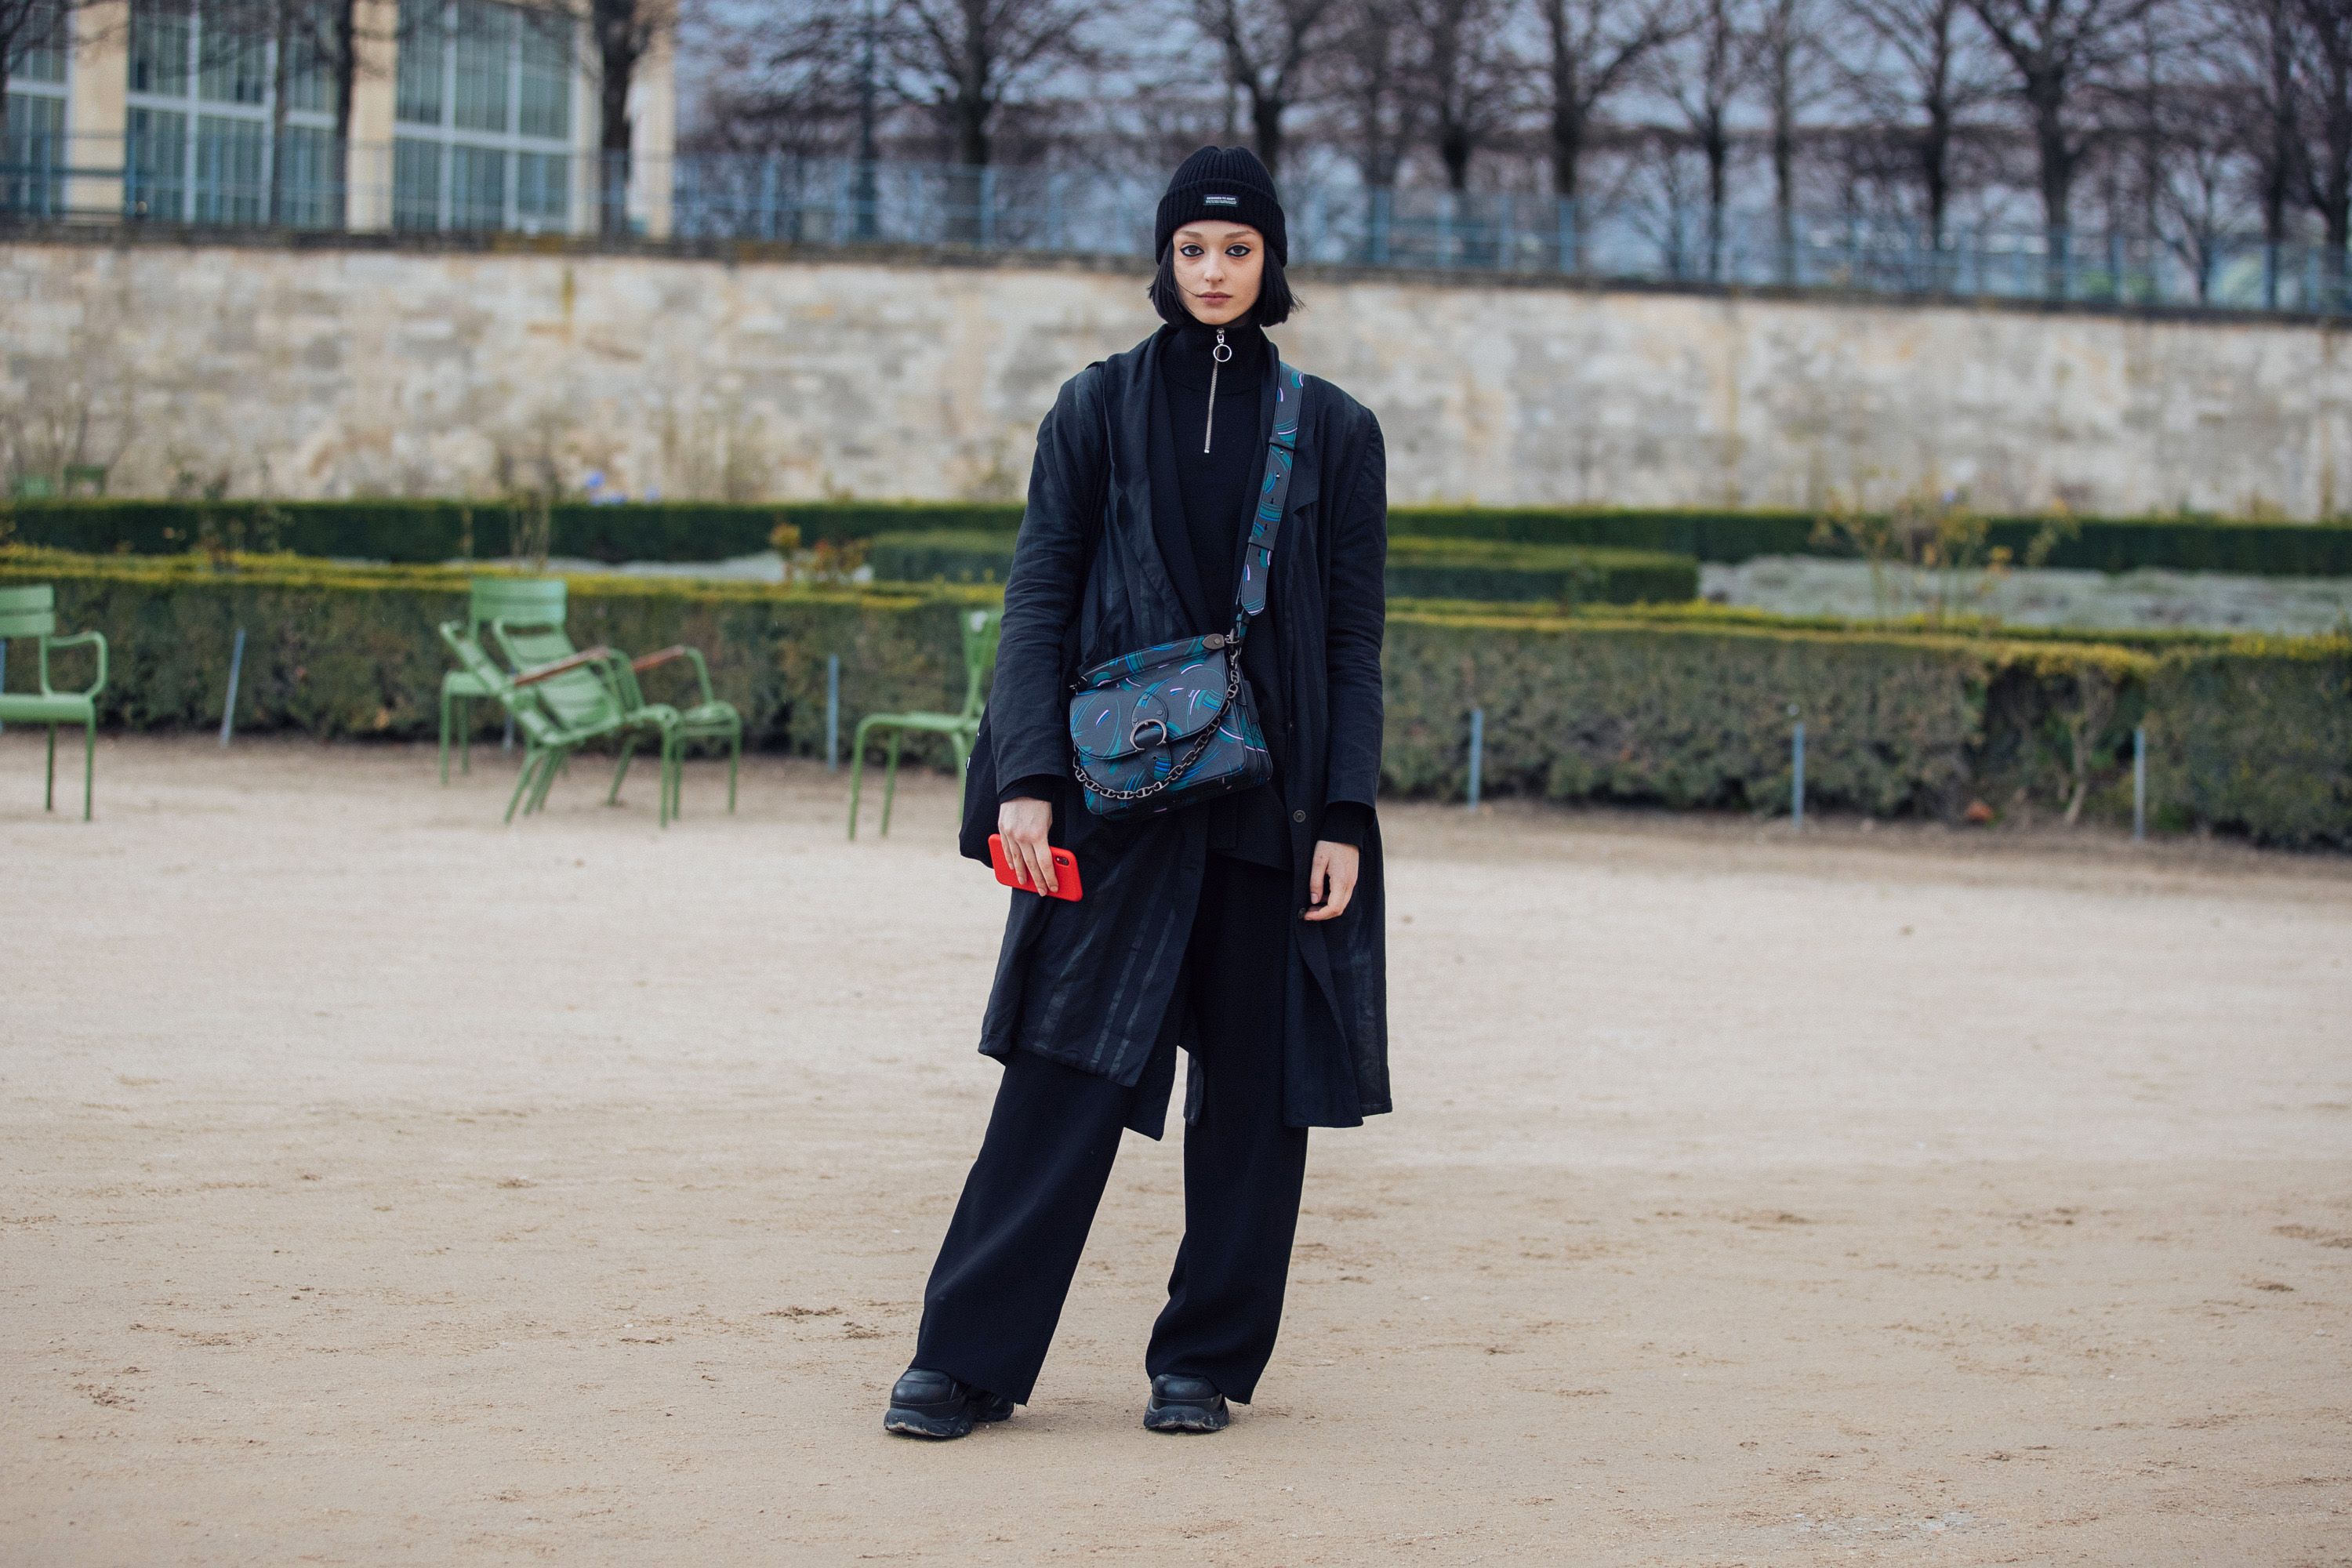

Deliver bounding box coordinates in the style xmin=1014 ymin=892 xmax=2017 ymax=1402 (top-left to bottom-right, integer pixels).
xmin=2 ymin=0 xmax=674 ymax=235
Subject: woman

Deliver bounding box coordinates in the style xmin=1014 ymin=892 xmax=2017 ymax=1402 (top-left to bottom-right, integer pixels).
xmin=885 ymin=145 xmax=1392 ymax=1439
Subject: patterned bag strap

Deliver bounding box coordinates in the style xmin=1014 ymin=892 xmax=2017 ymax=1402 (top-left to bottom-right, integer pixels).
xmin=1228 ymin=362 xmax=1307 ymax=641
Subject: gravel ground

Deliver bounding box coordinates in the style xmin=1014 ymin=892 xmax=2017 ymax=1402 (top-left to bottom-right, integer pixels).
xmin=5 ymin=737 xmax=2348 ymax=1566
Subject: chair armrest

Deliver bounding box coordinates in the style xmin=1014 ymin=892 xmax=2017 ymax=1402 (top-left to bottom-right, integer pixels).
xmin=630 ymin=644 xmax=713 ymax=702
xmin=40 ymin=630 xmax=107 ymax=699
xmin=512 ymin=645 xmax=619 ymax=688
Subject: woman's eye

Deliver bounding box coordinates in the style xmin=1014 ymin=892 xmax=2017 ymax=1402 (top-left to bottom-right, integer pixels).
xmin=1226 ymin=245 xmax=1252 ymax=258
xmin=1180 ymin=244 xmax=1204 ymax=256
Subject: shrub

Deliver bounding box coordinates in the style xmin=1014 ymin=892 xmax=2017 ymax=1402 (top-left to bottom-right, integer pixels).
xmin=2 ymin=548 xmax=2341 ymax=845
xmin=1382 ymin=538 xmax=1697 ymax=604
xmin=1393 ymin=505 xmax=2352 ymax=575
xmin=10 ymin=499 xmax=2352 ymax=577
xmin=868 ymin=531 xmax=1700 ymax=605
xmin=2142 ymin=635 xmax=2352 ymax=844
xmin=868 ymin=530 xmax=1021 ymax=584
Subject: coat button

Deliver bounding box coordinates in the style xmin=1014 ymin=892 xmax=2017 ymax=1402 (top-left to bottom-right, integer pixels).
xmin=1292 ymin=809 xmax=1306 ymax=822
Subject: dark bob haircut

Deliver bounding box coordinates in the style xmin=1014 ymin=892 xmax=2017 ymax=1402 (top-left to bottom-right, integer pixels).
xmin=1148 ymin=241 xmax=1298 ymax=328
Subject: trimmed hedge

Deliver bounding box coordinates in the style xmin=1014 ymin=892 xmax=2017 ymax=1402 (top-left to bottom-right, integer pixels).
xmin=3 ymin=549 xmax=2343 ymax=846
xmin=0 ymin=550 xmax=965 ymax=758
xmin=0 ymin=499 xmax=829 ymax=564
xmin=11 ymin=498 xmax=2352 ymax=578
xmin=867 ymin=530 xmax=1021 ymax=584
xmin=779 ymin=501 xmax=1025 ymax=542
xmin=1382 ymin=538 xmax=1697 ymax=604
xmin=1389 ymin=506 xmax=2352 ymax=575
xmin=869 ymin=530 xmax=1701 ymax=605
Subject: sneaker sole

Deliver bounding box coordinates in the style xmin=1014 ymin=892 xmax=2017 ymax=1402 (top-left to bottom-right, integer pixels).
xmin=1143 ymin=1403 xmax=1229 ymax=1433
xmin=884 ymin=1406 xmax=975 ymax=1439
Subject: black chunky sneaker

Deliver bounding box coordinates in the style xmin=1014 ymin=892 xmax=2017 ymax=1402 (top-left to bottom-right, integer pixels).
xmin=1142 ymin=1372 xmax=1231 ymax=1433
xmin=883 ymin=1367 xmax=1014 ymax=1439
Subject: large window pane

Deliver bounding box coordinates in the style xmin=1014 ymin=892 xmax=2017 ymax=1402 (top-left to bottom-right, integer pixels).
xmin=130 ymin=0 xmax=192 ymax=96
xmin=194 ymin=113 xmax=265 ymax=221
xmin=283 ymin=11 xmax=335 ymax=115
xmin=452 ymin=0 xmax=511 ymax=133
xmin=395 ymin=0 xmax=445 ymax=124
xmin=12 ymin=0 xmax=67 ymax=82
xmin=126 ymin=105 xmax=190 ymax=220
xmin=196 ymin=5 xmax=269 ymax=105
xmin=274 ymin=123 xmax=339 ymax=226
xmin=2 ymin=92 xmax=66 ymax=215
xmin=394 ymin=135 xmax=442 ymax=226
xmin=517 ymin=17 xmax=568 ymax=139
xmin=516 ymin=149 xmax=567 ymax=227
xmin=449 ymin=141 xmax=504 ymax=226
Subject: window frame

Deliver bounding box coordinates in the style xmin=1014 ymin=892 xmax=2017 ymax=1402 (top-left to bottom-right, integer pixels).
xmin=121 ymin=0 xmax=341 ymax=226
xmin=393 ymin=0 xmax=576 ymax=234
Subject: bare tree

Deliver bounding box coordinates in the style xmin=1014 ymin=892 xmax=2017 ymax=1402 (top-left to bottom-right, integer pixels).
xmin=1402 ymin=0 xmax=1524 ymax=192
xmin=1190 ymin=0 xmax=1348 ymax=173
xmin=1327 ymin=0 xmax=1421 ymax=193
xmin=1834 ymin=0 xmax=1993 ymax=251
xmin=893 ymin=0 xmax=1105 ymax=167
xmin=1965 ymin=0 xmax=2170 ymax=294
xmin=532 ymin=0 xmax=681 ymax=233
xmin=2291 ymin=0 xmax=2351 ymax=301
xmin=1751 ymin=0 xmax=1831 ymax=278
xmin=1651 ymin=0 xmax=1748 ymax=280
xmin=2151 ymin=80 xmax=2242 ymax=296
xmin=2217 ymin=0 xmax=2303 ymax=303
xmin=1535 ymin=0 xmax=1685 ymax=229
xmin=682 ymin=0 xmax=873 ymax=156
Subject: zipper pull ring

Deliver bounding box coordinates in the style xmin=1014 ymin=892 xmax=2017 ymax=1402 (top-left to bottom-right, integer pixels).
xmin=1204 ymin=328 xmax=1230 ymax=454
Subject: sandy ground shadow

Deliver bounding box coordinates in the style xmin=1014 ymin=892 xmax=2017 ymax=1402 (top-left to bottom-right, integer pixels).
xmin=3 ymin=735 xmax=2348 ymax=1566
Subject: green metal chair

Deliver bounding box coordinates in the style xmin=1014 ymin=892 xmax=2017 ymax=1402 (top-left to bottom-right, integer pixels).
xmin=611 ymin=644 xmax=743 ymax=820
xmin=0 ymin=585 xmax=109 ymax=821
xmin=437 ymin=619 xmax=593 ymax=825
xmin=490 ymin=612 xmax=685 ymax=825
xmin=441 ymin=577 xmax=567 ymax=784
xmin=848 ymin=605 xmax=1002 ymax=840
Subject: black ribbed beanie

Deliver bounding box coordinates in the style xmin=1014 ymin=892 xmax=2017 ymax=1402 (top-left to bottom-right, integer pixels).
xmin=1154 ymin=145 xmax=1288 ymax=267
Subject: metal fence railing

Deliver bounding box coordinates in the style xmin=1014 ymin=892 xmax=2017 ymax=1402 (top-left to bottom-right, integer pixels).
xmin=6 ymin=131 xmax=2347 ymax=316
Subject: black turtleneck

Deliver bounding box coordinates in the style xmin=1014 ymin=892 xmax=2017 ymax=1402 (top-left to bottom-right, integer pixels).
xmin=1161 ymin=314 xmax=1269 ymax=621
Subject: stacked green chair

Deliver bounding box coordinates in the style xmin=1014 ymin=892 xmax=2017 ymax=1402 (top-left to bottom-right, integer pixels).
xmin=441 ymin=577 xmax=567 ymax=784
xmin=0 ymin=585 xmax=109 ymax=821
xmin=437 ymin=618 xmax=590 ymax=825
xmin=489 ymin=610 xmax=679 ymax=823
xmin=848 ymin=605 xmax=1002 ymax=840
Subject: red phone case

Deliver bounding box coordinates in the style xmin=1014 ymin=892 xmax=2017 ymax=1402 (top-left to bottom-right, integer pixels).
xmin=989 ymin=833 xmax=1083 ymax=901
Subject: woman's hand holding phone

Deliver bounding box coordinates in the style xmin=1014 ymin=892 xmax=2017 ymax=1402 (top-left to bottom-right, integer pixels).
xmin=997 ymin=797 xmax=1060 ymax=895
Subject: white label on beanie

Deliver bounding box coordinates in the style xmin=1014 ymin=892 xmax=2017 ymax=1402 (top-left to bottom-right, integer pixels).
xmin=1203 ymin=194 xmax=1239 ymax=206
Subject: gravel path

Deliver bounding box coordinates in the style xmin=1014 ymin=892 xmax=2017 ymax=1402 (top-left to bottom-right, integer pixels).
xmin=5 ymin=737 xmax=2347 ymax=1565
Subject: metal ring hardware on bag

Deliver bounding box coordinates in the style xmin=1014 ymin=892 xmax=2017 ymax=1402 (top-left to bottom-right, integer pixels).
xmin=1068 ymin=648 xmax=1246 ymax=803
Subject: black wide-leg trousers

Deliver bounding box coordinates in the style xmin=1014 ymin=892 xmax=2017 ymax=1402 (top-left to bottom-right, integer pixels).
xmin=913 ymin=851 xmax=1309 ymax=1407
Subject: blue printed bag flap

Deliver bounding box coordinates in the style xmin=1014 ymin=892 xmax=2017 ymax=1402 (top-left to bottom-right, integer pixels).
xmin=1068 ymin=633 xmax=1234 ymax=762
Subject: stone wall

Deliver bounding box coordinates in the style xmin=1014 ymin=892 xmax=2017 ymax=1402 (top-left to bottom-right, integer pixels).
xmin=5 ymin=234 xmax=2347 ymax=517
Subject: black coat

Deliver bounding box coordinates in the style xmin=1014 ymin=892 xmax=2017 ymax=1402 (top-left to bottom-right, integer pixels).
xmin=956 ymin=323 xmax=1392 ymax=1137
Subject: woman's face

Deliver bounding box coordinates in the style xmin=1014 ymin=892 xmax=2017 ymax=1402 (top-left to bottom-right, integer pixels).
xmin=1170 ymin=222 xmax=1264 ymax=326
